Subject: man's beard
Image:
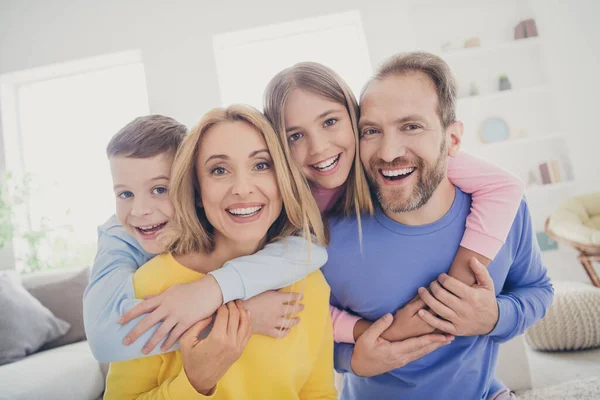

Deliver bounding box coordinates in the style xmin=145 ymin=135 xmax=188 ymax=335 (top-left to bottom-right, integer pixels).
xmin=367 ymin=144 xmax=447 ymax=214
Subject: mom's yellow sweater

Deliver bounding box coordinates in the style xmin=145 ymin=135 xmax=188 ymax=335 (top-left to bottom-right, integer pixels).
xmin=105 ymin=253 xmax=337 ymax=400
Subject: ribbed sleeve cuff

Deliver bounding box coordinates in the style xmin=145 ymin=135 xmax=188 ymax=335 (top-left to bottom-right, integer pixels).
xmin=488 ymin=296 xmax=518 ymax=341
xmin=209 ymin=264 xmax=245 ymax=304
xmin=460 ymin=228 xmax=504 ymax=260
xmin=170 ymin=371 xmax=218 ymax=398
xmin=333 ymin=314 xmax=361 ymax=344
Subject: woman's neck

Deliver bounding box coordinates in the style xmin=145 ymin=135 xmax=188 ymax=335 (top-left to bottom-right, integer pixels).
xmin=174 ymin=233 xmax=265 ymax=275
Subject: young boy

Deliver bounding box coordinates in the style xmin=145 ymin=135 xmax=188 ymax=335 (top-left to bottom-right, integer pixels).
xmin=83 ymin=115 xmax=327 ymax=363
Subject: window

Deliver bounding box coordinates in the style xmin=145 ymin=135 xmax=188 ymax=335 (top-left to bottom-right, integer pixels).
xmin=0 ymin=50 xmax=150 ymax=272
xmin=213 ymin=10 xmax=372 ymax=109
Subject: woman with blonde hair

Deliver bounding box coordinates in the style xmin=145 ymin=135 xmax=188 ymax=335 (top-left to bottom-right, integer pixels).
xmin=263 ymin=61 xmax=526 ymax=347
xmin=105 ymin=104 xmax=336 ymax=399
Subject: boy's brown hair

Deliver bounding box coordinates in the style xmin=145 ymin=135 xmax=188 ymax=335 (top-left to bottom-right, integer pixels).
xmin=106 ymin=115 xmax=188 ymax=158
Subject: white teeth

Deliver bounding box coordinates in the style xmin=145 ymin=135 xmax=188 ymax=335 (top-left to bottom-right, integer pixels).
xmin=138 ymin=223 xmax=165 ymax=230
xmin=313 ymin=154 xmax=340 ymax=171
xmin=381 ymin=167 xmax=415 ymax=177
xmin=228 ymin=206 xmax=262 ymax=216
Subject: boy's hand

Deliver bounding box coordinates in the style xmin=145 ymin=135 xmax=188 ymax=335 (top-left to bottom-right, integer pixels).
xmin=380 ymin=298 xmax=436 ymax=341
xmin=119 ymin=275 xmax=223 ymax=354
xmin=181 ymin=301 xmax=251 ymax=395
xmin=242 ymin=291 xmax=304 ymax=338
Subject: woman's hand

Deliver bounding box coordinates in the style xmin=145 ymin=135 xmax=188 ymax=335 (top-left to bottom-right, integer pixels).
xmin=180 ymin=301 xmax=252 ymax=395
xmin=242 ymin=291 xmax=304 ymax=338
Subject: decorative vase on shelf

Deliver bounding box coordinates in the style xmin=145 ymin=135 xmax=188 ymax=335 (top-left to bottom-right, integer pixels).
xmin=499 ymin=75 xmax=512 ymax=91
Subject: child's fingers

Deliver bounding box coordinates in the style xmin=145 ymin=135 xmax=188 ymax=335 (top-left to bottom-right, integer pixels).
xmin=123 ymin=309 xmax=165 ymax=345
xmin=276 ymin=317 xmax=300 ymax=331
xmin=162 ymin=322 xmax=193 ymax=352
xmin=212 ymin=305 xmax=229 ymax=336
xmin=143 ymin=317 xmax=176 ymax=354
xmin=180 ymin=318 xmax=213 ymax=348
xmin=119 ymin=296 xmax=162 ymax=325
xmin=282 ymin=291 xmax=303 ymax=304
xmin=238 ymin=304 xmax=252 ymax=347
xmin=281 ymin=303 xmax=305 ymax=318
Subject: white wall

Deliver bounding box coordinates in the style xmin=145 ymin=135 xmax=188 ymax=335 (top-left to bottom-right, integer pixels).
xmin=1 ymin=0 xmax=599 ymax=275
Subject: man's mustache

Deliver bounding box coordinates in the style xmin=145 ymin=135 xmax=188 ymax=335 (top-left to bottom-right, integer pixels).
xmin=369 ymin=157 xmax=422 ymax=170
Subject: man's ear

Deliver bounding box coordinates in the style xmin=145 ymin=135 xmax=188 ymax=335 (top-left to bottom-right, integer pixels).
xmin=446 ymin=121 xmax=463 ymax=158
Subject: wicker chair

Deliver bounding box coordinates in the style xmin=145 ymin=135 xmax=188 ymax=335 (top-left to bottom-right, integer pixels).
xmin=546 ymin=193 xmax=600 ymax=287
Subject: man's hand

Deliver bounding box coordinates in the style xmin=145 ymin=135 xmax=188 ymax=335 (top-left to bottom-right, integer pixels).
xmin=180 ymin=301 xmax=251 ymax=395
xmin=350 ymin=313 xmax=453 ymax=377
xmin=417 ymin=257 xmax=499 ymax=336
xmin=380 ymin=298 xmax=436 ymax=341
xmin=242 ymin=291 xmax=304 ymax=338
xmin=119 ymin=275 xmax=223 ymax=353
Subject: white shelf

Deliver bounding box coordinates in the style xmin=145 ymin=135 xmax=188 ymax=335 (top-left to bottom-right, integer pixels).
xmin=467 ymin=133 xmax=565 ymax=151
xmin=458 ymin=84 xmax=551 ymax=104
xmin=526 ymin=181 xmax=577 ymax=195
xmin=439 ymin=36 xmax=542 ymax=59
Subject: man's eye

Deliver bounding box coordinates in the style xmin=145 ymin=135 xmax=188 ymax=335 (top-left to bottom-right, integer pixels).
xmin=324 ymin=118 xmax=337 ymax=127
xmin=362 ymin=128 xmax=378 ymax=136
xmin=152 ymin=187 xmax=168 ymax=195
xmin=118 ymin=191 xmax=133 ymax=199
xmin=406 ymin=124 xmax=422 ymax=131
xmin=289 ymin=132 xmax=304 ymax=143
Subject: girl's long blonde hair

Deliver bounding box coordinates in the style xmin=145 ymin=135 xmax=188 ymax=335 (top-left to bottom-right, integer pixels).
xmin=263 ymin=62 xmax=374 ymax=220
xmin=165 ymin=104 xmax=327 ymax=256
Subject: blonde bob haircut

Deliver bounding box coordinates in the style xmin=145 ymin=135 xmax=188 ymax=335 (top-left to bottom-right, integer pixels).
xmin=263 ymin=62 xmax=374 ymax=219
xmin=165 ymin=104 xmax=327 ymax=256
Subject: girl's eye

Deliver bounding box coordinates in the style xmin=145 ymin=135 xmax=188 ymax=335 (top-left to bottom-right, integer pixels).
xmin=323 ymin=118 xmax=337 ymax=127
xmin=211 ymin=167 xmax=227 ymax=176
xmin=288 ymin=132 xmax=304 ymax=143
xmin=118 ymin=191 xmax=133 ymax=199
xmin=152 ymin=187 xmax=168 ymax=195
xmin=255 ymin=162 xmax=271 ymax=171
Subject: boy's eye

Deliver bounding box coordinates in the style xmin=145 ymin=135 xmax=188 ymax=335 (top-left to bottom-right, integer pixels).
xmin=152 ymin=187 xmax=168 ymax=195
xmin=118 ymin=191 xmax=133 ymax=199
xmin=323 ymin=118 xmax=337 ymax=127
xmin=255 ymin=161 xmax=271 ymax=171
xmin=288 ymin=132 xmax=304 ymax=143
xmin=211 ymin=167 xmax=227 ymax=176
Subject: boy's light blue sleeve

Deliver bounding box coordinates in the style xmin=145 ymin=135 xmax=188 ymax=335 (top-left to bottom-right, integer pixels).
xmin=209 ymin=235 xmax=328 ymax=303
xmin=83 ymin=216 xmax=170 ymax=363
xmin=487 ymin=199 xmax=554 ymax=343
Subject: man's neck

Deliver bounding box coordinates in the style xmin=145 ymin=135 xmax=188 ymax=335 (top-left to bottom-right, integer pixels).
xmin=384 ymin=177 xmax=456 ymax=226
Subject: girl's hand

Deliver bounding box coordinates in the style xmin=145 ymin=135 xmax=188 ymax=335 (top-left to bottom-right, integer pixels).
xmin=180 ymin=301 xmax=252 ymax=395
xmin=242 ymin=291 xmax=304 ymax=338
xmin=381 ymin=298 xmax=436 ymax=342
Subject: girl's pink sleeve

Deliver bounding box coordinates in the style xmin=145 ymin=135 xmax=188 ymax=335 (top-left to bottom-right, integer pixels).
xmin=447 ymin=151 xmax=526 ymax=260
xmin=329 ymin=305 xmax=361 ymax=343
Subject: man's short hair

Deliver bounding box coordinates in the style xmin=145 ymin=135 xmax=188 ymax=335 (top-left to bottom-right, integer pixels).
xmin=106 ymin=115 xmax=187 ymax=158
xmin=367 ymin=52 xmax=457 ymax=128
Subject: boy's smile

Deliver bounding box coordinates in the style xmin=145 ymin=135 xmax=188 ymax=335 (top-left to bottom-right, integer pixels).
xmin=110 ymin=153 xmax=175 ymax=254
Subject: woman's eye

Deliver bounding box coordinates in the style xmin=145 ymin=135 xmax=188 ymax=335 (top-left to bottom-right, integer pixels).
xmin=255 ymin=162 xmax=271 ymax=171
xmin=323 ymin=118 xmax=337 ymax=127
xmin=211 ymin=167 xmax=227 ymax=176
xmin=118 ymin=191 xmax=133 ymax=199
xmin=152 ymin=187 xmax=168 ymax=195
xmin=289 ymin=132 xmax=304 ymax=143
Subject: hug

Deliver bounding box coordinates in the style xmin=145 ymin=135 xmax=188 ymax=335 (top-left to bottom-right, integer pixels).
xmin=83 ymin=51 xmax=553 ymax=399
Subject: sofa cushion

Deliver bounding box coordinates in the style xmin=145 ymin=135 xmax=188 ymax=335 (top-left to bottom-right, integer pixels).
xmin=0 ymin=341 xmax=105 ymax=400
xmin=0 ymin=272 xmax=70 ymax=366
xmin=26 ymin=267 xmax=90 ymax=349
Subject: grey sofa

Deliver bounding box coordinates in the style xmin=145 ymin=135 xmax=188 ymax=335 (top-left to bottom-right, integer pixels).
xmin=0 ymin=268 xmax=107 ymax=400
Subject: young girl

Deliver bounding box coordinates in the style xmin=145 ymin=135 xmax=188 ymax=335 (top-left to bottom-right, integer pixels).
xmin=105 ymin=105 xmax=339 ymax=399
xmin=263 ymin=61 xmax=524 ymax=398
